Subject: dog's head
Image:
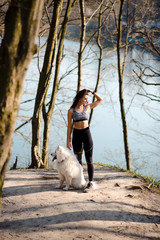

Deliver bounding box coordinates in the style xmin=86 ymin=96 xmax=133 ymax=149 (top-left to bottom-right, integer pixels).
xmin=51 ymin=152 xmax=57 ymax=161
xmin=51 ymin=146 xmax=64 ymax=162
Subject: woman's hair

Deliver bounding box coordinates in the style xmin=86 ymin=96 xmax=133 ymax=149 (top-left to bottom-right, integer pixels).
xmin=70 ymin=89 xmax=88 ymax=108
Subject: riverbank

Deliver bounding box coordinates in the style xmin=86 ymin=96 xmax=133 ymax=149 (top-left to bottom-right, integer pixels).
xmin=1 ymin=164 xmax=160 ymax=240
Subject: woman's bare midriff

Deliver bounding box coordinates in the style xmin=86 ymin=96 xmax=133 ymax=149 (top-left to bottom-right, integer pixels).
xmin=73 ymin=120 xmax=89 ymax=129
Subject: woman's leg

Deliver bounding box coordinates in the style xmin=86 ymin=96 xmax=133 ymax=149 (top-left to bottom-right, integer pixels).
xmin=83 ymin=128 xmax=94 ymax=181
xmin=72 ymin=129 xmax=83 ymax=165
xmin=85 ymin=148 xmax=94 ymax=181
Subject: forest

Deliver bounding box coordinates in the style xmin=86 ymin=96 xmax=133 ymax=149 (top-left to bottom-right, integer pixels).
xmin=0 ymin=0 xmax=159 ymax=207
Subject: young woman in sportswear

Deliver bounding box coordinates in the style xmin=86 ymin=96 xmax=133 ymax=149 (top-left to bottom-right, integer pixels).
xmin=67 ymin=88 xmax=103 ymax=192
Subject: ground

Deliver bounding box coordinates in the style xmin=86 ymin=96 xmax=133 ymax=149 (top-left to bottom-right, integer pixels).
xmin=0 ymin=164 xmax=160 ymax=240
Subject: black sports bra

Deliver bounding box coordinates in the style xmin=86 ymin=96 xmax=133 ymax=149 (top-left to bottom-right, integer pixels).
xmin=73 ymin=106 xmax=88 ymax=122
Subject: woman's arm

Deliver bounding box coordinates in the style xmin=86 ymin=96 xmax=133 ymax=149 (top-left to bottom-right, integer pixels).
xmin=67 ymin=108 xmax=73 ymax=150
xmin=86 ymin=89 xmax=103 ymax=110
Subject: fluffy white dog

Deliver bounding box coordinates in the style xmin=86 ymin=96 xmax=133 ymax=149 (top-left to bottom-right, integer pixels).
xmin=51 ymin=146 xmax=86 ymax=190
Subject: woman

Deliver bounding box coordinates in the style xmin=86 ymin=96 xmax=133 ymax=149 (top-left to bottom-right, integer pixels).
xmin=67 ymin=88 xmax=103 ymax=192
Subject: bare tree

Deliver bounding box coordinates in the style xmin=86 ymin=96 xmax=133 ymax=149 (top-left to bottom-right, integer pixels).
xmin=0 ymin=0 xmax=44 ymax=209
xmin=129 ymin=0 xmax=160 ymax=126
xmin=117 ymin=0 xmax=131 ymax=170
xmin=42 ymin=0 xmax=75 ymax=167
xmin=31 ymin=0 xmax=64 ymax=168
xmin=31 ymin=0 xmax=76 ymax=168
xmin=77 ymin=0 xmax=86 ymax=92
xmin=89 ymin=2 xmax=103 ymax=124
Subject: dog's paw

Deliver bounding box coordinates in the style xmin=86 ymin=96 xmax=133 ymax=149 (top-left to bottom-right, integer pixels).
xmin=55 ymin=185 xmax=63 ymax=189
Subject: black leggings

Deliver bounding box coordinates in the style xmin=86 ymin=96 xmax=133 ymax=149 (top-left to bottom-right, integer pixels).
xmin=72 ymin=127 xmax=94 ymax=181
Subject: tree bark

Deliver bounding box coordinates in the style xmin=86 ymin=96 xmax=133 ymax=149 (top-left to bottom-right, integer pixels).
xmin=77 ymin=0 xmax=86 ymax=92
xmin=0 ymin=0 xmax=44 ymax=210
xmin=42 ymin=0 xmax=74 ymax=167
xmin=117 ymin=0 xmax=131 ymax=170
xmin=89 ymin=4 xmax=103 ymax=125
xmin=31 ymin=0 xmax=63 ymax=168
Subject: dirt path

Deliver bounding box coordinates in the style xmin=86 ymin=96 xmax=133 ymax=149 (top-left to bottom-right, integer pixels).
xmin=0 ymin=165 xmax=160 ymax=240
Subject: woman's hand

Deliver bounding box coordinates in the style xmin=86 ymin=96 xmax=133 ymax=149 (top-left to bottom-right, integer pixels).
xmin=85 ymin=88 xmax=93 ymax=94
xmin=67 ymin=141 xmax=72 ymax=150
xmin=85 ymin=89 xmax=103 ymax=110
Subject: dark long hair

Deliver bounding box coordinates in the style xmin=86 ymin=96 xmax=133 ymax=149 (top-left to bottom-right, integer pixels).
xmin=70 ymin=89 xmax=88 ymax=108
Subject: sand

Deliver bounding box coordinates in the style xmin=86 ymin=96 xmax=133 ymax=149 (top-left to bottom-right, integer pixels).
xmin=0 ymin=164 xmax=160 ymax=240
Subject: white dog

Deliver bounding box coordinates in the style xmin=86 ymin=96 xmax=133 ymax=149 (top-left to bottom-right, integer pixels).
xmin=51 ymin=146 xmax=86 ymax=190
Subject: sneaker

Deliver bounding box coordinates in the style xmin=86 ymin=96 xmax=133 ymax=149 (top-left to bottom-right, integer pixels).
xmin=83 ymin=182 xmax=94 ymax=193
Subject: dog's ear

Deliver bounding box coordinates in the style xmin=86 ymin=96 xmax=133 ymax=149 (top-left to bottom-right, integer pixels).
xmin=58 ymin=145 xmax=62 ymax=152
xmin=56 ymin=145 xmax=60 ymax=152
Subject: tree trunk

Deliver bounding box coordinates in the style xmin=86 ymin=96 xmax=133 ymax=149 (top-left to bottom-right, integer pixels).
xmin=31 ymin=0 xmax=63 ymax=168
xmin=0 ymin=0 xmax=44 ymax=210
xmin=42 ymin=0 xmax=74 ymax=167
xmin=77 ymin=0 xmax=86 ymax=92
xmin=117 ymin=0 xmax=131 ymax=170
xmin=89 ymin=4 xmax=103 ymax=125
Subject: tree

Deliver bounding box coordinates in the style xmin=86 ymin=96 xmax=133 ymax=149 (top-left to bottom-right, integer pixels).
xmin=42 ymin=0 xmax=75 ymax=167
xmin=31 ymin=0 xmax=76 ymax=168
xmin=117 ymin=0 xmax=131 ymax=170
xmin=132 ymin=0 xmax=160 ymax=105
xmin=0 ymin=0 xmax=44 ymax=210
xmin=31 ymin=0 xmax=64 ymax=168
xmin=77 ymin=0 xmax=86 ymax=92
xmin=0 ymin=1 xmax=9 ymax=38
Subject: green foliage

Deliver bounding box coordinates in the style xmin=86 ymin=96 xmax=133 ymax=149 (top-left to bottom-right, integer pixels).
xmin=94 ymin=162 xmax=160 ymax=189
xmin=143 ymin=176 xmax=160 ymax=189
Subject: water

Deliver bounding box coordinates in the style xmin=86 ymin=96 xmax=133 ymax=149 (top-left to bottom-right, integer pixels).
xmin=9 ymin=38 xmax=160 ymax=181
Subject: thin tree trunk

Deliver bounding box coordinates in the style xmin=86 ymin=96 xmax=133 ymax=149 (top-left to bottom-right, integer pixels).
xmin=42 ymin=0 xmax=74 ymax=167
xmin=31 ymin=0 xmax=63 ymax=168
xmin=117 ymin=0 xmax=131 ymax=170
xmin=0 ymin=0 xmax=44 ymax=210
xmin=89 ymin=4 xmax=103 ymax=125
xmin=77 ymin=0 xmax=86 ymax=92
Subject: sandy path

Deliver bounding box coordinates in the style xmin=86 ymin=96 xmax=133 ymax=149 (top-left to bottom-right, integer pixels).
xmin=0 ymin=165 xmax=160 ymax=240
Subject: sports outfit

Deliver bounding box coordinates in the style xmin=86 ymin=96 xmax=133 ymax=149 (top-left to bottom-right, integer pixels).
xmin=72 ymin=106 xmax=94 ymax=182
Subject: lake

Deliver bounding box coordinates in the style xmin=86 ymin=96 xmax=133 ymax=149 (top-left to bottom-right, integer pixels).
xmin=9 ymin=38 xmax=160 ymax=181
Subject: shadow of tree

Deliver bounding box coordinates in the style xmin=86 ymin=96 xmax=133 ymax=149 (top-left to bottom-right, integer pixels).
xmin=0 ymin=209 xmax=160 ymax=229
xmin=1 ymin=168 xmax=160 ymax=240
